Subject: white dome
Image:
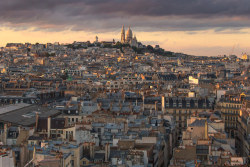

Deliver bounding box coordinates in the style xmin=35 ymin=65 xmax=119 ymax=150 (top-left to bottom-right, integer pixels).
xmin=126 ymin=27 xmax=133 ymax=39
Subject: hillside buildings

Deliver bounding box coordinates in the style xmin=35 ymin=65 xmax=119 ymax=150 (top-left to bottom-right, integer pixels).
xmin=0 ymin=31 xmax=249 ymax=166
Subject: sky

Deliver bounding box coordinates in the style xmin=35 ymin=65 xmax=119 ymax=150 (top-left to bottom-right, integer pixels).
xmin=0 ymin=0 xmax=250 ymax=56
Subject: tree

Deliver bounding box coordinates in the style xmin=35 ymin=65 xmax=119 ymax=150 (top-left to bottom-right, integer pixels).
xmin=60 ymin=71 xmax=68 ymax=80
xmin=146 ymin=45 xmax=154 ymax=52
xmin=132 ymin=47 xmax=143 ymax=54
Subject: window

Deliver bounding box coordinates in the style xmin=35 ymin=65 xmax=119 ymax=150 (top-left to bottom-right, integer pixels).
xmin=196 ymin=145 xmax=209 ymax=154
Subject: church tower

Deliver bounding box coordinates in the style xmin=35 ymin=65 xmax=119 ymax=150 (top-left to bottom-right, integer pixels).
xmin=131 ymin=35 xmax=138 ymax=47
xmin=95 ymin=36 xmax=98 ymax=43
xmin=120 ymin=25 xmax=138 ymax=47
xmin=121 ymin=25 xmax=125 ymax=44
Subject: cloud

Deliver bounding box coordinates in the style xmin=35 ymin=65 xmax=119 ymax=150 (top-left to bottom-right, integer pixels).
xmin=0 ymin=0 xmax=250 ymax=32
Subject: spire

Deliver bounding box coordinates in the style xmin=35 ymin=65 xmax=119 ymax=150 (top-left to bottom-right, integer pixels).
xmin=121 ymin=25 xmax=125 ymax=33
xmin=121 ymin=25 xmax=125 ymax=43
xmin=133 ymin=34 xmax=137 ymax=40
xmin=95 ymin=36 xmax=98 ymax=43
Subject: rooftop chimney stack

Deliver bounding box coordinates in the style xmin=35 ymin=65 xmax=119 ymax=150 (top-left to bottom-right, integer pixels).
xmin=105 ymin=143 xmax=110 ymax=162
xmin=205 ymin=119 xmax=208 ymax=140
xmin=35 ymin=112 xmax=39 ymax=131
xmin=90 ymin=143 xmax=95 ymax=159
xmin=47 ymin=117 xmax=51 ymax=139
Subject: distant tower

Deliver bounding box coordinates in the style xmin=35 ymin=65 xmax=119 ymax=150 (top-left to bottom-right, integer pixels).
xmin=126 ymin=26 xmax=133 ymax=43
xmin=121 ymin=25 xmax=125 ymax=43
xmin=133 ymin=35 xmax=137 ymax=41
xmin=131 ymin=35 xmax=138 ymax=47
xmin=95 ymin=36 xmax=98 ymax=43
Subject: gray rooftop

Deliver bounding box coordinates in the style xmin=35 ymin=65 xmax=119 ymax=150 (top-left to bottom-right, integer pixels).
xmin=0 ymin=104 xmax=61 ymax=127
xmin=0 ymin=103 xmax=31 ymax=115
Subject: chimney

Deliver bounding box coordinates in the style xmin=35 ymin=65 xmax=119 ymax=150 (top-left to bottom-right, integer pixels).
xmin=122 ymin=90 xmax=125 ymax=101
xmin=3 ymin=124 xmax=8 ymax=145
xmin=47 ymin=117 xmax=51 ymax=138
xmin=105 ymin=143 xmax=110 ymax=162
xmin=142 ymin=94 xmax=145 ymax=111
xmin=205 ymin=119 xmax=208 ymax=140
xmin=32 ymin=146 xmax=36 ymax=160
xmin=35 ymin=112 xmax=39 ymax=132
xmin=161 ymin=96 xmax=165 ymax=112
xmin=65 ymin=117 xmax=69 ymax=127
xmin=90 ymin=143 xmax=95 ymax=159
xmin=155 ymin=101 xmax=157 ymax=111
xmin=119 ymin=100 xmax=122 ymax=111
xmin=124 ymin=121 xmax=128 ymax=133
xmin=78 ymin=102 xmax=82 ymax=114
xmin=97 ymin=103 xmax=101 ymax=110
xmin=110 ymin=102 xmax=113 ymax=111
xmin=148 ymin=116 xmax=152 ymax=123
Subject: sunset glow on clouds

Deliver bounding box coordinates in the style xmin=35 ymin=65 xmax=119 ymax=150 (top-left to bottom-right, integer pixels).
xmin=0 ymin=0 xmax=250 ymax=56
